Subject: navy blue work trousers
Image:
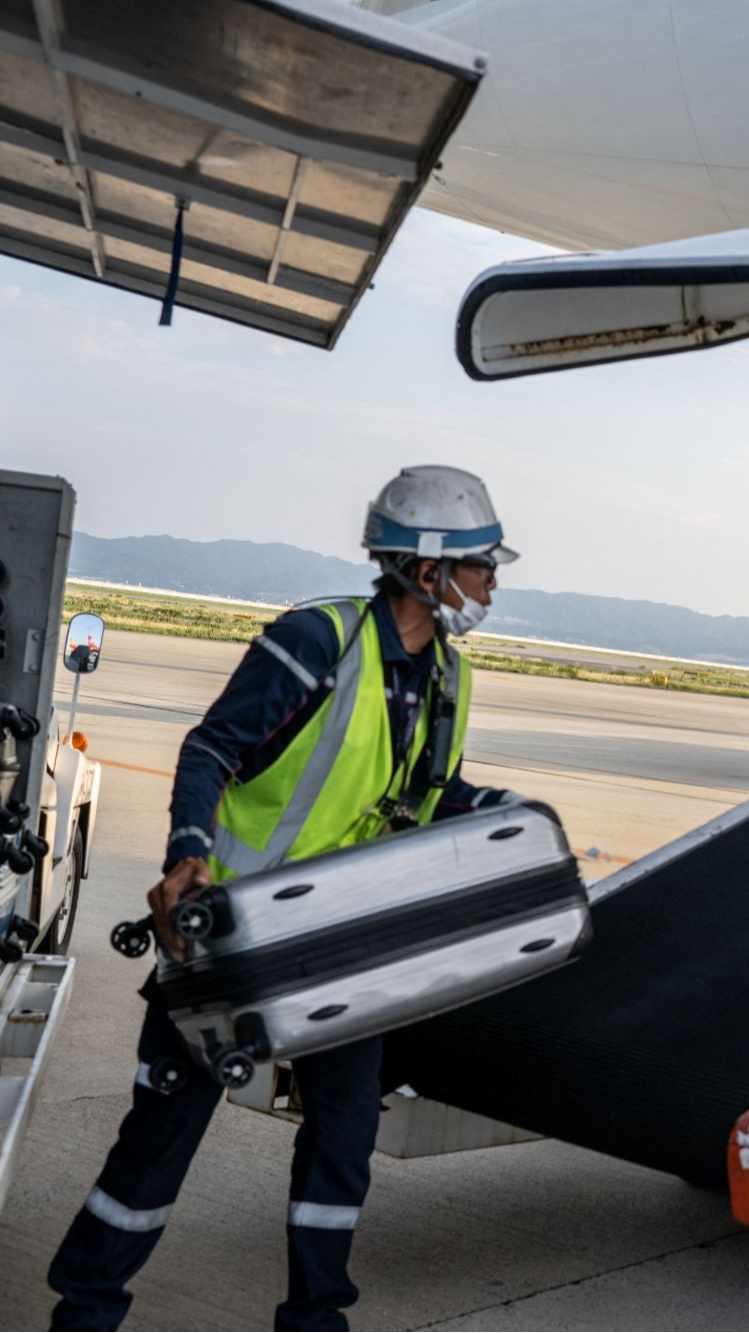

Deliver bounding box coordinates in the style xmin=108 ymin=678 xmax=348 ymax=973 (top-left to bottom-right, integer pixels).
xmin=48 ymin=975 xmax=383 ymax=1332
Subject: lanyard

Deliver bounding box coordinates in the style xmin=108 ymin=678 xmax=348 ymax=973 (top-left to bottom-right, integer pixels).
xmin=377 ymin=662 xmax=432 ymax=827
xmin=387 ymin=662 xmax=423 ymax=763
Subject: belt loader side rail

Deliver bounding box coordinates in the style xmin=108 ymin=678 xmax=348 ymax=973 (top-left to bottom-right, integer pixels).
xmin=0 ymin=955 xmax=75 ymax=1213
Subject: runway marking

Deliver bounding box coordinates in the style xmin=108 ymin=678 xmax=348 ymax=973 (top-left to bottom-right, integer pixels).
xmin=572 ymin=847 xmax=632 ymax=866
xmin=94 ymin=756 xmax=174 ymax=779
xmin=93 ymin=758 xmax=636 ymax=867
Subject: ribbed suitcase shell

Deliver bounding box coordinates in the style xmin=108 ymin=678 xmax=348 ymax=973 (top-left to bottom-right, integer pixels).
xmin=158 ymin=803 xmax=590 ymax=1080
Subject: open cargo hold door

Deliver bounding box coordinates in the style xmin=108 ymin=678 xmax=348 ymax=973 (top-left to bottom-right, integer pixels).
xmin=0 ymin=0 xmax=483 ymax=346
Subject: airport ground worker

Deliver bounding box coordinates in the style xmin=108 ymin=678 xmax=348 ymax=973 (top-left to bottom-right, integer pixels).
xmin=48 ymin=464 xmax=521 ymax=1333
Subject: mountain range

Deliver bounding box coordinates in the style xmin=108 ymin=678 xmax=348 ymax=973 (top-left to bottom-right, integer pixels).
xmin=70 ymin=531 xmax=749 ymax=666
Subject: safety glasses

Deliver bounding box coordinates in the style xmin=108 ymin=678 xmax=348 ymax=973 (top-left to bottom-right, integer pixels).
xmin=457 ymin=555 xmax=498 ymax=576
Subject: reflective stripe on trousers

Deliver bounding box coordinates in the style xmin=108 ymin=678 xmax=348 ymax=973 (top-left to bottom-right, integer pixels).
xmin=288 ymin=1202 xmax=361 ymax=1230
xmin=85 ymin=1185 xmax=173 ymax=1234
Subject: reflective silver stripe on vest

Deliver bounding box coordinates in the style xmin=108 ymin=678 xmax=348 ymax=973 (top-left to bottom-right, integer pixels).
xmin=256 ymin=634 xmax=319 ymax=691
xmin=85 ymin=1184 xmax=173 ymax=1233
xmin=211 ymin=822 xmax=271 ymax=876
xmin=212 ymin=601 xmax=364 ymax=877
xmin=288 ymin=1201 xmax=361 ymax=1230
xmin=440 ymin=644 xmax=461 ymax=778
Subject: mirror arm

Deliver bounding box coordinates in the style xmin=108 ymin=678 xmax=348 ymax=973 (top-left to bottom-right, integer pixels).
xmin=67 ymin=670 xmax=81 ymax=740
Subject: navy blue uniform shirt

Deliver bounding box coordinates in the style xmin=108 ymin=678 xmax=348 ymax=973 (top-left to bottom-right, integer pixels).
xmin=164 ymin=592 xmax=505 ymax=872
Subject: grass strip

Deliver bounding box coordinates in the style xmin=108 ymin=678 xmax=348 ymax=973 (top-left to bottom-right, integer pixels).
xmin=64 ymin=586 xmax=749 ymax=700
xmin=64 ymin=586 xmax=276 ymax=643
xmin=460 ymin=647 xmax=749 ymax=700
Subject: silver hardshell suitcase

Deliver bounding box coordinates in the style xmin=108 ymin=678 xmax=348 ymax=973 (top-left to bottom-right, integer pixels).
xmin=114 ymin=803 xmax=590 ymax=1089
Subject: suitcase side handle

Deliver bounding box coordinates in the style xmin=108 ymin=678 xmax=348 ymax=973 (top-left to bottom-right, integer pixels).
xmin=488 ymin=825 xmax=523 ymax=841
xmin=273 ymin=883 xmax=315 ymax=900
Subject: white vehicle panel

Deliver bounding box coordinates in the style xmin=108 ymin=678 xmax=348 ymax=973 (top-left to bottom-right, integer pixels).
xmin=50 ymin=744 xmax=86 ymax=867
xmin=80 ymin=756 xmax=100 ymax=880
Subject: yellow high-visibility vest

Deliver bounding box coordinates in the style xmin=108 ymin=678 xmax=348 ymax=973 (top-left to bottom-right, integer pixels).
xmin=207 ymin=599 xmax=471 ymax=882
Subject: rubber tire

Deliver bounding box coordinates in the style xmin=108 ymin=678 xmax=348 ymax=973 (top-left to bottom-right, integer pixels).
xmin=39 ymin=826 xmax=82 ymax=955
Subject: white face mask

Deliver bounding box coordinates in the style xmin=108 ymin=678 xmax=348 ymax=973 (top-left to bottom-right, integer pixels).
xmin=438 ymin=578 xmax=489 ymax=636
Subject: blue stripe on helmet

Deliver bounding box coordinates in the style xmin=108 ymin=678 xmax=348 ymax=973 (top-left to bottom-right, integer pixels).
xmin=364 ymin=512 xmax=504 ymax=552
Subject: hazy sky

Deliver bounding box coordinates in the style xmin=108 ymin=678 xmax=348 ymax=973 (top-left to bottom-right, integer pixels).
xmin=2 ymin=208 xmax=748 ymax=619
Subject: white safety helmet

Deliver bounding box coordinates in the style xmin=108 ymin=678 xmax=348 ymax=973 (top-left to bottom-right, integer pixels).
xmin=363 ymin=465 xmax=519 ymax=564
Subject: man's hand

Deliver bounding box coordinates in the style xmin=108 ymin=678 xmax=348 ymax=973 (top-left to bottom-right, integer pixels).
xmin=147 ymin=856 xmax=210 ymax=962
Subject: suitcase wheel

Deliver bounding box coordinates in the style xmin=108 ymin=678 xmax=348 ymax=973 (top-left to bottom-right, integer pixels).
xmin=212 ymin=1047 xmax=255 ymax=1089
xmin=111 ymin=918 xmax=152 ymax=958
xmin=169 ymin=898 xmax=214 ymax=941
xmin=148 ymin=1055 xmax=190 ymax=1095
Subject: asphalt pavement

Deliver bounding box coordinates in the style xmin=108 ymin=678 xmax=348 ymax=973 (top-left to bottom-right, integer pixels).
xmin=0 ymin=630 xmax=748 ymax=1332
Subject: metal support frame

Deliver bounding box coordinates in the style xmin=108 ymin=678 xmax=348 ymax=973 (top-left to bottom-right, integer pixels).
xmin=0 ymin=955 xmax=74 ymax=1213
xmin=0 ymin=1 xmax=484 ymax=344
xmin=28 ymin=0 xmax=104 ymax=276
xmin=0 ymin=109 xmax=380 ymax=256
xmin=268 ymin=157 xmax=308 ymax=285
xmin=0 ymin=225 xmax=331 ymax=345
xmin=0 ymin=25 xmax=420 ymax=181
xmin=0 ymin=174 xmax=355 ymax=305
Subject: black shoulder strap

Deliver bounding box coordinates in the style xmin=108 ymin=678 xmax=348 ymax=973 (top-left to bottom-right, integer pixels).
xmin=402 ymin=646 xmax=461 ymax=808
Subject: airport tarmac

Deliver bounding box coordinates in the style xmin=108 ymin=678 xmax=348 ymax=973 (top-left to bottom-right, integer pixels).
xmin=59 ymin=628 xmax=747 ymax=873
xmin=0 ymin=629 xmax=748 ymax=1332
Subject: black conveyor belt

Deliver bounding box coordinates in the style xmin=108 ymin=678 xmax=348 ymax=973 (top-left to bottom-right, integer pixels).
xmin=383 ymin=803 xmax=749 ymax=1187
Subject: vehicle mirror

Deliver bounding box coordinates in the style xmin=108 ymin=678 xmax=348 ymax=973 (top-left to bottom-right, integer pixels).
xmin=63 ymin=613 xmax=105 ymax=674
xmin=456 ymin=230 xmax=749 ymax=380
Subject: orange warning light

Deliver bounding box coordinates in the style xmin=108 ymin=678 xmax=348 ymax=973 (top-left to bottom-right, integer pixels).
xmin=727 ymin=1109 xmax=749 ymax=1225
